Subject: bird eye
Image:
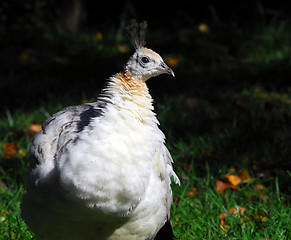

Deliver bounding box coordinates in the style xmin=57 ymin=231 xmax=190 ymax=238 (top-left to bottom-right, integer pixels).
xmin=141 ymin=56 xmax=150 ymax=64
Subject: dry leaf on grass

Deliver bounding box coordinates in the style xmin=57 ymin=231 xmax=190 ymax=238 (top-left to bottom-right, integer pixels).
xmin=29 ymin=124 xmax=42 ymax=133
xmin=228 ymin=206 xmax=246 ymax=216
xmin=223 ymin=174 xmax=242 ymax=186
xmin=186 ymin=187 xmax=197 ymax=197
xmin=254 ymin=184 xmax=269 ymax=200
xmin=248 ymin=208 xmax=271 ymax=223
xmin=216 ymin=179 xmax=236 ymax=194
xmin=219 ymin=206 xmax=246 ymax=231
xmin=2 ymin=142 xmax=27 ymax=159
xmin=216 ymin=174 xmax=241 ymax=194
xmin=219 ymin=206 xmax=271 ymax=232
xmin=2 ymin=143 xmax=19 ymax=159
xmin=216 ymin=169 xmax=253 ymax=194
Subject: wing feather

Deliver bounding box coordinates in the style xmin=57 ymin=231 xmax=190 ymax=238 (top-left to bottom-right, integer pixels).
xmin=29 ymin=102 xmax=105 ymax=181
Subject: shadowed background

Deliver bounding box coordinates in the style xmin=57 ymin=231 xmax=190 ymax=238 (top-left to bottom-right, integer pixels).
xmin=0 ymin=1 xmax=290 ymax=238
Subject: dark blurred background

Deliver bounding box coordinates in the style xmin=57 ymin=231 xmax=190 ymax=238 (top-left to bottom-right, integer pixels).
xmin=1 ymin=0 xmax=291 ymax=111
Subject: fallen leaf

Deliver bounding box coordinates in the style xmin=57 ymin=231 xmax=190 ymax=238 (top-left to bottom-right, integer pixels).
xmin=219 ymin=206 xmax=245 ymax=231
xmin=30 ymin=124 xmax=42 ymax=133
xmin=219 ymin=212 xmax=229 ymax=231
xmin=3 ymin=143 xmax=19 ymax=159
xmin=257 ymin=215 xmax=268 ymax=222
xmin=249 ymin=212 xmax=271 ymax=223
xmin=219 ymin=218 xmax=229 ymax=231
xmin=186 ymin=187 xmax=197 ymax=197
xmin=223 ymin=174 xmax=242 ymax=186
xmin=228 ymin=206 xmax=245 ymax=216
xmin=257 ymin=191 xmax=269 ymax=200
xmin=219 ymin=211 xmax=229 ymax=231
xmin=254 ymin=184 xmax=269 ymax=200
xmin=219 ymin=211 xmax=227 ymax=219
xmin=216 ymin=179 xmax=236 ymax=194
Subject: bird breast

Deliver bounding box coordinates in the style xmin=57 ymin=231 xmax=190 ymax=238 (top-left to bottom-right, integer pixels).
xmin=57 ymin=80 xmax=163 ymax=217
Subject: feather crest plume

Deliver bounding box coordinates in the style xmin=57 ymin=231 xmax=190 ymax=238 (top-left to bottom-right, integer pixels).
xmin=126 ymin=20 xmax=147 ymax=49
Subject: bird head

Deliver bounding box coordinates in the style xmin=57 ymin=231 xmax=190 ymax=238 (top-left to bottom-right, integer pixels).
xmin=124 ymin=47 xmax=174 ymax=81
xmin=124 ymin=20 xmax=174 ymax=81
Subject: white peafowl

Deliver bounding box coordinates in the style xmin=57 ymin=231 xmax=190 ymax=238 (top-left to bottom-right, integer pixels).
xmin=21 ymin=20 xmax=180 ymax=240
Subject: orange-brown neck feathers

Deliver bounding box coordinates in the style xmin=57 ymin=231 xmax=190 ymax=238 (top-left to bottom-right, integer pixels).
xmin=114 ymin=71 xmax=149 ymax=97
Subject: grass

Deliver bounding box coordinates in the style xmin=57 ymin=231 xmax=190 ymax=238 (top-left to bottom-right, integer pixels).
xmin=171 ymin=167 xmax=290 ymax=239
xmin=1 ymin=13 xmax=291 ymax=240
xmin=0 ymin=91 xmax=290 ymax=239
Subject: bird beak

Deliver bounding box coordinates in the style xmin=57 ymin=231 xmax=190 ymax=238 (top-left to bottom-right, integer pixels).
xmin=159 ymin=62 xmax=175 ymax=77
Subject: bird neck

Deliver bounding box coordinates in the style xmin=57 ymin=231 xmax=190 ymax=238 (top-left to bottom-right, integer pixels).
xmin=114 ymin=71 xmax=149 ymax=97
xmin=99 ymin=71 xmax=156 ymax=123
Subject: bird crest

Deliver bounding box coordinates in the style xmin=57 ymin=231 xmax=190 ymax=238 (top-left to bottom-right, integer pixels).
xmin=126 ymin=20 xmax=147 ymax=49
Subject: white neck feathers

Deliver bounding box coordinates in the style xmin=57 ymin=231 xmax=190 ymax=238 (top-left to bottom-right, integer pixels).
xmin=99 ymin=72 xmax=157 ymax=124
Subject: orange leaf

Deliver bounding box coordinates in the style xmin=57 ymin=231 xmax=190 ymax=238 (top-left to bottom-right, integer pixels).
xmin=258 ymin=191 xmax=269 ymax=200
xmin=219 ymin=212 xmax=229 ymax=231
xmin=223 ymin=174 xmax=242 ymax=186
xmin=249 ymin=213 xmax=270 ymax=223
xmin=254 ymin=184 xmax=269 ymax=200
xmin=219 ymin=206 xmax=245 ymax=231
xmin=220 ymin=219 xmax=229 ymax=231
xmin=186 ymin=187 xmax=197 ymax=197
xmin=3 ymin=143 xmax=19 ymax=159
xmin=216 ymin=180 xmax=236 ymax=194
xmin=30 ymin=124 xmax=42 ymax=133
xmin=228 ymin=206 xmax=245 ymax=216
xmin=257 ymin=215 xmax=268 ymax=222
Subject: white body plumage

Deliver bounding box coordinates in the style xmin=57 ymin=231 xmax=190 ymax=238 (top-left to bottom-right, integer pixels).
xmin=22 ymin=45 xmax=180 ymax=240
